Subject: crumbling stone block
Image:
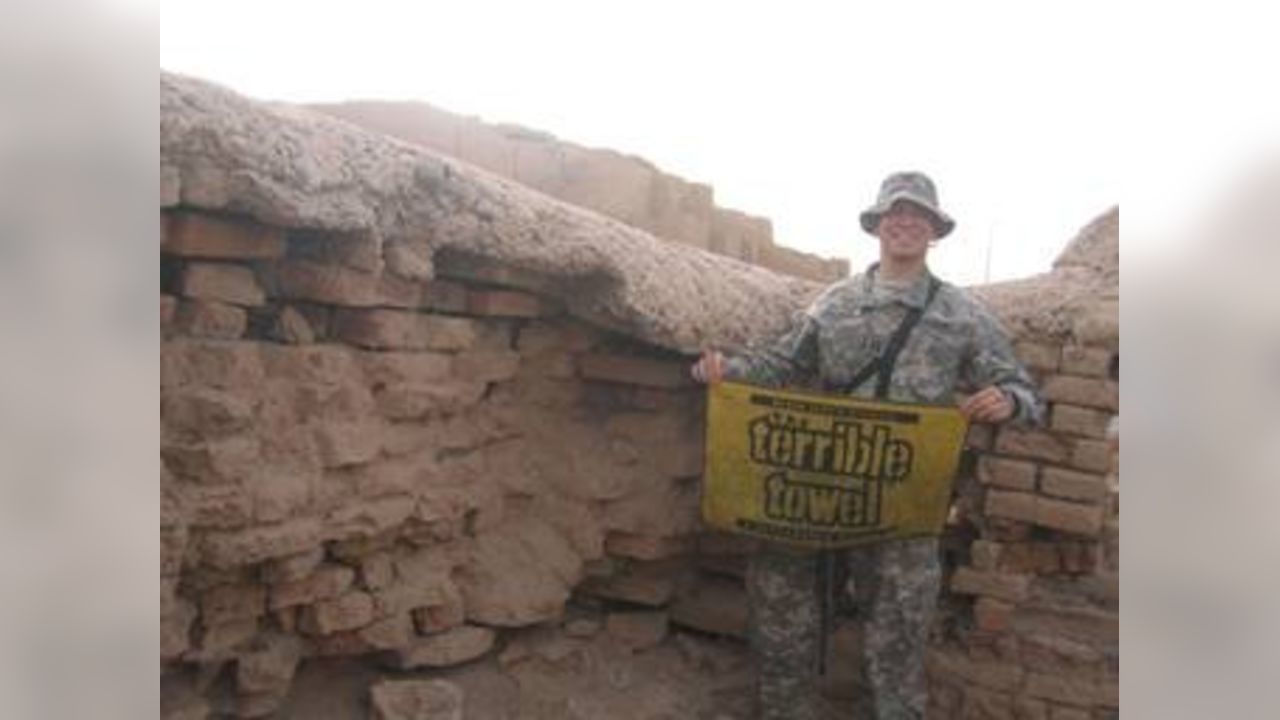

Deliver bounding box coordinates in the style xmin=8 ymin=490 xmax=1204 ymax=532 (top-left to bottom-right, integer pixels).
xmin=181 ymin=262 xmax=265 ymax=307
xmin=164 ymin=212 xmax=287 ymax=260
xmin=299 ymin=591 xmax=377 ymax=635
xmin=269 ymin=565 xmax=355 ymax=610
xmin=369 ymin=679 xmax=463 ymax=720
xmin=392 ymin=625 xmax=496 ymax=668
xmin=949 ymin=568 xmax=1030 ymax=603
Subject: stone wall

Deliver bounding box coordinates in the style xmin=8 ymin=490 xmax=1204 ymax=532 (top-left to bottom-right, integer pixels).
xmin=313 ymin=100 xmax=849 ymax=283
xmin=160 ymin=73 xmax=1117 ymax=719
xmin=160 ymin=205 xmax=1117 ymax=720
xmin=160 ymin=209 xmax=710 ymax=716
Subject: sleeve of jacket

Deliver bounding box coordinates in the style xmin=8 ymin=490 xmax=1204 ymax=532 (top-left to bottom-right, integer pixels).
xmin=964 ymin=303 xmax=1045 ymax=426
xmin=723 ymin=310 xmax=821 ymax=388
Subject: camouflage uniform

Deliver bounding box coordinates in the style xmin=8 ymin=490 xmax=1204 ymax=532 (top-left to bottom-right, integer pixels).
xmin=727 ymin=264 xmax=1042 ymax=720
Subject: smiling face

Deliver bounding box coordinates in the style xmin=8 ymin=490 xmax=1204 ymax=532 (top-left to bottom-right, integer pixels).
xmin=876 ymin=200 xmax=939 ymax=263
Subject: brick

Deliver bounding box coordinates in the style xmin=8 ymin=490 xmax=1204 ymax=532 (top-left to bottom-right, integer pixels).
xmin=1070 ymin=440 xmax=1111 ymax=473
xmin=332 ymin=309 xmax=477 ymax=351
xmin=358 ymin=612 xmax=415 ymax=650
xmin=466 ymin=288 xmax=548 ymax=317
xmin=978 ymin=457 xmax=1038 ymax=491
xmin=995 ymin=427 xmax=1070 ymax=463
xmin=949 ymin=568 xmax=1030 ymax=603
xmin=973 ymin=597 xmax=1014 ymax=632
xmin=200 ymin=584 xmax=265 ymax=626
xmin=193 ymin=617 xmax=258 ymax=658
xmin=1050 ymin=404 xmax=1111 ymax=439
xmin=986 ymin=490 xmax=1038 ymax=524
xmin=187 ymin=485 xmax=253 ymax=529
xmin=269 ymin=565 xmax=355 ymax=610
xmin=163 ymin=436 xmax=261 ymax=485
xmin=578 ymin=353 xmax=690 ymax=389
xmin=163 ymin=212 xmax=287 ymax=259
xmin=275 ymin=260 xmax=382 ymax=306
xmin=372 ymin=381 xmax=487 ymax=420
xmin=378 ymin=275 xmax=470 ymax=312
xmin=358 ymin=350 xmax=453 ymax=386
xmin=926 ymin=648 xmax=1024 ymax=691
xmin=393 ymin=625 xmax=496 ymax=668
xmin=1016 ymin=341 xmax=1061 ymax=372
xmin=1040 ymin=468 xmax=1107 ymax=502
xmin=435 ymin=252 xmax=554 ymax=294
xmin=370 ymin=679 xmax=463 ymax=720
xmin=1060 ymin=345 xmax=1113 ymax=378
xmin=201 ymin=518 xmax=322 ymax=569
xmin=323 ymin=495 xmax=416 ymax=540
xmin=454 ymin=349 xmax=521 ymax=383
xmin=181 ymin=262 xmax=265 ymax=306
xmin=261 ymin=548 xmax=324 ymax=584
xmin=970 ymin=540 xmax=1002 ymax=570
xmin=259 ymin=343 xmax=358 ymax=384
xmin=313 ymin=421 xmax=384 ymax=467
xmin=1042 ymin=375 xmax=1118 ymax=411
xmin=174 ymin=299 xmax=246 ymax=339
xmin=299 ymin=591 xmax=377 ymax=635
xmin=1035 ymin=497 xmax=1104 ymax=536
xmin=162 ymin=339 xmax=265 ymax=390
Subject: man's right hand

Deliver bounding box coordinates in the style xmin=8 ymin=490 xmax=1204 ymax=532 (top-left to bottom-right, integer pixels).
xmin=690 ymin=350 xmax=726 ymax=384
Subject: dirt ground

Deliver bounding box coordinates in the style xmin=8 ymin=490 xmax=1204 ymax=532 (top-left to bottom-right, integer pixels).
xmin=169 ymin=606 xmax=869 ymax=719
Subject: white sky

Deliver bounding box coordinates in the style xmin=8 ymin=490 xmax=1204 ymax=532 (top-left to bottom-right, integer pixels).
xmin=160 ymin=1 xmax=1278 ymax=285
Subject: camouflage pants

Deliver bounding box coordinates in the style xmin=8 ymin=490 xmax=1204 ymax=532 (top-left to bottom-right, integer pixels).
xmin=746 ymin=537 xmax=941 ymax=720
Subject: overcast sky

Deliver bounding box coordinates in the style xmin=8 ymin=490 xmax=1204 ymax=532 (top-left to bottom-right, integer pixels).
xmin=161 ymin=1 xmax=1275 ymax=285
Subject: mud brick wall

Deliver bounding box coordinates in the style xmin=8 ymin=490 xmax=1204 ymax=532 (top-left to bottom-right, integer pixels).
xmin=160 ymin=209 xmax=710 ymax=717
xmin=160 ymin=208 xmax=1118 ymax=719
xmin=923 ymin=338 xmax=1120 ymax=720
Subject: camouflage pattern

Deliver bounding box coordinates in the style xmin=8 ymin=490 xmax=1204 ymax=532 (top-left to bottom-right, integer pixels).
xmin=859 ymin=171 xmax=956 ymax=237
xmin=725 ymin=265 xmax=1042 ymax=424
xmin=728 ymin=264 xmax=1043 ymax=719
xmin=746 ymin=547 xmax=822 ymax=720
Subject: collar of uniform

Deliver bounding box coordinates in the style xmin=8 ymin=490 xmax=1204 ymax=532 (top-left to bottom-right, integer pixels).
xmin=860 ymin=262 xmax=936 ymax=309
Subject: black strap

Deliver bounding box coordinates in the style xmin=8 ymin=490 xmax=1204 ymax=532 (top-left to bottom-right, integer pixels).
xmin=817 ymin=274 xmax=941 ymax=676
xmin=841 ymin=276 xmax=942 ymax=400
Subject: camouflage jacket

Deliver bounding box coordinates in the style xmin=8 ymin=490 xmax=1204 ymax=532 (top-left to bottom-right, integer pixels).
xmin=726 ymin=264 xmax=1044 ymax=425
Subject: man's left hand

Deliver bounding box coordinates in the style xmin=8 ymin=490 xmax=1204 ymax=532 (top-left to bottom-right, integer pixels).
xmin=960 ymin=386 xmax=1015 ymax=423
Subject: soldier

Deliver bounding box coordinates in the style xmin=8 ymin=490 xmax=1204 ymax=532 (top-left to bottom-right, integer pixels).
xmin=691 ymin=171 xmax=1043 ymax=719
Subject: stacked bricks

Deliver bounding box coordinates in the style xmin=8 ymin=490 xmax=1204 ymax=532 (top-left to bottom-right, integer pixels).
xmin=160 ymin=208 xmax=714 ymax=715
xmin=161 ymin=207 xmax=1117 ymax=717
xmin=927 ymin=338 xmax=1119 ymax=719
